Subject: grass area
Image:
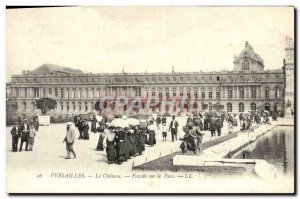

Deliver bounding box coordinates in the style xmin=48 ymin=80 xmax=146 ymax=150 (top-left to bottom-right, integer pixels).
xmin=133 ymin=132 xmax=239 ymax=172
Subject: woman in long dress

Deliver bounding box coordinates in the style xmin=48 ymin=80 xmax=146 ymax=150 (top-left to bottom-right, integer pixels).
xmin=135 ymin=126 xmax=145 ymax=155
xmin=115 ymin=127 xmax=127 ymax=164
xmin=104 ymin=126 xmax=116 ymax=164
xmin=147 ymin=121 xmax=156 ymax=147
xmin=96 ymin=122 xmax=106 ymax=151
xmin=91 ymin=116 xmax=97 ymax=133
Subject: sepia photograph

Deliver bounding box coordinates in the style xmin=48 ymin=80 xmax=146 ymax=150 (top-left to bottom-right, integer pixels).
xmin=5 ymin=6 xmax=295 ymax=194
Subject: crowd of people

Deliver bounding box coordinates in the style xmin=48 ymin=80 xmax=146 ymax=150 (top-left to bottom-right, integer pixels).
xmin=10 ymin=110 xmax=279 ymax=165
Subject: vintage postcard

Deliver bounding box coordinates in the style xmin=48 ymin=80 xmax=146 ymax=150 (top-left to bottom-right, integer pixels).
xmin=6 ymin=6 xmax=295 ymax=194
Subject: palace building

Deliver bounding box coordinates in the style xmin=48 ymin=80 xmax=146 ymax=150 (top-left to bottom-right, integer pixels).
xmin=6 ymin=41 xmax=293 ymax=123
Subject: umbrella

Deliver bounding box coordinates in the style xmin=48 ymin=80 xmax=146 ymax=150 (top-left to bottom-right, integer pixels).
xmin=131 ymin=114 xmax=153 ymax=120
xmin=111 ymin=118 xmax=129 ymax=128
xmin=79 ymin=114 xmax=91 ymax=120
xmin=95 ymin=115 xmax=103 ymax=122
xmin=139 ymin=120 xmax=147 ymax=128
xmin=126 ymin=118 xmax=139 ymax=126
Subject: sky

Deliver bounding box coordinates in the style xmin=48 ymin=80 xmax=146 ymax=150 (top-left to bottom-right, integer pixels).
xmin=6 ymin=6 xmax=294 ymax=79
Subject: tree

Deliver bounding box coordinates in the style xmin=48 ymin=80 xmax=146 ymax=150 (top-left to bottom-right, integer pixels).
xmin=36 ymin=98 xmax=57 ymax=115
xmin=213 ymin=103 xmax=224 ymax=112
xmin=201 ymin=102 xmax=208 ymax=111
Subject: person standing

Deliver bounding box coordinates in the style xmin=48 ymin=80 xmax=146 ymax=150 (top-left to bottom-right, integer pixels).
xmin=28 ymin=124 xmax=36 ymax=151
xmin=82 ymin=119 xmax=90 ymax=140
xmin=216 ymin=116 xmax=222 ymax=136
xmin=91 ymin=115 xmax=97 ymax=133
xmin=169 ymin=115 xmax=179 ymax=142
xmin=34 ymin=116 xmax=39 ymax=131
xmin=63 ymin=122 xmax=76 ymax=159
xmin=11 ymin=122 xmax=21 ymax=152
xmin=77 ymin=118 xmax=84 ymax=139
xmin=19 ymin=119 xmax=30 ymax=152
xmin=156 ymin=115 xmax=162 ymax=130
xmin=162 ymin=122 xmax=168 ymax=142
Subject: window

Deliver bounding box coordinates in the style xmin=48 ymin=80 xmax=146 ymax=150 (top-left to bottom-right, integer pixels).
xmin=180 ymin=89 xmax=183 ymax=97
xmin=275 ymin=87 xmax=280 ymax=99
xmin=239 ymin=89 xmax=244 ymax=99
xmin=180 ymin=77 xmax=183 ymax=81
xmin=194 ymin=91 xmax=198 ymax=98
xmin=49 ymin=89 xmax=52 ymax=95
xmin=60 ymin=102 xmax=63 ymax=111
xmin=159 ymin=77 xmax=162 ymax=81
xmin=166 ymin=77 xmax=169 ymax=81
xmin=166 ymin=90 xmax=169 ymax=98
xmin=265 ymin=87 xmax=270 ymax=99
xmin=251 ymin=103 xmax=256 ymax=111
xmin=202 ymin=77 xmax=205 ymax=81
xmin=187 ymin=89 xmax=190 ymax=98
xmin=209 ymin=103 xmax=212 ymax=112
xmin=239 ymin=103 xmax=244 ymax=112
xmin=61 ymin=90 xmax=64 ymax=98
xmin=201 ymin=92 xmax=205 ymax=99
xmin=151 ymin=77 xmax=155 ymax=82
xmin=209 ymin=91 xmax=213 ymax=99
xmin=187 ymin=77 xmax=190 ymax=81
xmin=173 ymin=88 xmax=176 ymax=97
xmin=194 ymin=77 xmax=198 ymax=81
xmin=173 ymin=77 xmax=176 ymax=81
xmin=159 ymin=90 xmax=162 ymax=98
xmin=216 ymin=91 xmax=220 ymax=99
xmin=242 ymin=60 xmax=250 ymax=70
xmin=228 ymin=89 xmax=233 ymax=99
xmin=276 ymin=75 xmax=279 ymax=81
xmin=228 ymin=76 xmax=232 ymax=81
xmin=227 ymin=103 xmax=232 ymax=112
xmin=209 ymin=76 xmax=212 ymax=81
xmin=73 ymin=102 xmax=76 ymax=110
xmin=252 ymin=76 xmax=255 ymax=81
xmin=251 ymin=88 xmax=256 ymax=99
xmin=43 ymin=88 xmax=46 ymax=97
xmin=240 ymin=76 xmax=244 ymax=81
xmin=216 ymin=76 xmax=220 ymax=81
xmin=55 ymin=89 xmax=58 ymax=97
xmin=92 ymin=78 xmax=94 ymax=82
xmin=152 ymin=88 xmax=155 ymax=97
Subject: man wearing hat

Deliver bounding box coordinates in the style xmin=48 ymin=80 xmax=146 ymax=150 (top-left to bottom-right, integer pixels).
xmin=19 ymin=119 xmax=30 ymax=152
xmin=63 ymin=122 xmax=76 ymax=159
xmin=11 ymin=122 xmax=21 ymax=152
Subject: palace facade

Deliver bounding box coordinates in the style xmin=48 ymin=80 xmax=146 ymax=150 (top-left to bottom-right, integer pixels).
xmin=6 ymin=41 xmax=294 ymax=123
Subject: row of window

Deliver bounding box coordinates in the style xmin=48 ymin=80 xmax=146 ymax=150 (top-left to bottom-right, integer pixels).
xmin=18 ymin=101 xmax=95 ymax=112
xmin=12 ymin=74 xmax=281 ymax=84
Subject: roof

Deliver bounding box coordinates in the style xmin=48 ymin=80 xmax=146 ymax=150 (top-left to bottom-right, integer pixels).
xmin=234 ymin=41 xmax=264 ymax=66
xmin=31 ymin=63 xmax=83 ymax=75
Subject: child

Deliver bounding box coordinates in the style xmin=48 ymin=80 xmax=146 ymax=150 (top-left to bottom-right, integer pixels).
xmin=28 ymin=124 xmax=36 ymax=151
xmin=162 ymin=123 xmax=167 ymax=142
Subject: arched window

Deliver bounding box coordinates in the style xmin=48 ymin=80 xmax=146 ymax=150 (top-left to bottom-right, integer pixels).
xmin=31 ymin=102 xmax=35 ymax=111
xmin=66 ymin=102 xmax=70 ymax=111
xmin=73 ymin=102 xmax=76 ymax=111
xmin=22 ymin=102 xmax=26 ymax=111
xmin=227 ymin=103 xmax=232 ymax=112
xmin=60 ymin=102 xmax=63 ymax=111
xmin=265 ymin=103 xmax=270 ymax=111
xmin=78 ymin=102 xmax=82 ymax=111
xmin=85 ymin=102 xmax=88 ymax=112
xmin=239 ymin=102 xmax=244 ymax=112
xmin=250 ymin=103 xmax=256 ymax=111
xmin=208 ymin=103 xmax=212 ymax=112
xmin=242 ymin=60 xmax=250 ymax=70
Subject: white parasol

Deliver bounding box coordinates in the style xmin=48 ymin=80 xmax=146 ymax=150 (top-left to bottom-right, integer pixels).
xmin=95 ymin=115 xmax=103 ymax=122
xmin=111 ymin=118 xmax=129 ymax=128
xmin=126 ymin=118 xmax=139 ymax=126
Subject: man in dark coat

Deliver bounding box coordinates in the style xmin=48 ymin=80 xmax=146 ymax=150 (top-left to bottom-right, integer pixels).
xmin=215 ymin=116 xmax=223 ymax=136
xmin=82 ymin=119 xmax=90 ymax=140
xmin=169 ymin=115 xmax=179 ymax=142
xmin=77 ymin=118 xmax=84 ymax=139
xmin=11 ymin=122 xmax=21 ymax=152
xmin=209 ymin=118 xmax=216 ymax=137
xmin=19 ymin=119 xmax=30 ymax=151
